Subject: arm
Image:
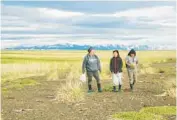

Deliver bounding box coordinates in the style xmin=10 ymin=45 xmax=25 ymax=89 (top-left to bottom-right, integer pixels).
xmin=136 ymin=57 xmax=139 ymax=69
xmin=82 ymin=56 xmax=87 ymax=74
xmin=136 ymin=57 xmax=139 ymax=65
xmin=110 ymin=58 xmax=113 ymax=72
xmin=125 ymin=56 xmax=131 ymax=66
xmin=119 ymin=58 xmax=123 ymax=70
xmin=97 ymin=57 xmax=101 ymax=73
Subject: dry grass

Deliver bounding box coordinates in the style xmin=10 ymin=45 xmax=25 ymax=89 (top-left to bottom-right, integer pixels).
xmin=1 ymin=50 xmax=176 ymax=103
xmin=55 ymin=70 xmax=85 ymax=103
xmin=46 ymin=62 xmax=72 ymax=81
xmin=165 ymin=78 xmax=176 ymax=98
xmin=1 ymin=63 xmax=52 ymax=83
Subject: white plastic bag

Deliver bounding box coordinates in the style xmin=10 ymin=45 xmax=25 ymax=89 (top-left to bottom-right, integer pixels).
xmin=80 ymin=74 xmax=86 ymax=83
xmin=112 ymin=74 xmax=119 ymax=85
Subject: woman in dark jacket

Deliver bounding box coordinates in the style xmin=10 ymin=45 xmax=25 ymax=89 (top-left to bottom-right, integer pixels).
xmin=110 ymin=50 xmax=123 ymax=92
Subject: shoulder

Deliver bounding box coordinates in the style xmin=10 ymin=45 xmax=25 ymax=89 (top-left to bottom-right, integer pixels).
xmin=118 ymin=57 xmax=122 ymax=60
xmin=84 ymin=54 xmax=89 ymax=59
xmin=94 ymin=55 xmax=99 ymax=59
xmin=110 ymin=57 xmax=113 ymax=61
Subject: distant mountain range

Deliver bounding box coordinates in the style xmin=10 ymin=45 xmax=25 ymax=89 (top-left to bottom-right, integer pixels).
xmin=3 ymin=43 xmax=175 ymax=50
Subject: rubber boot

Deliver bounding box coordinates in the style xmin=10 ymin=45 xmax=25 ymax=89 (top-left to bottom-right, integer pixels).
xmin=133 ymin=80 xmax=136 ymax=85
xmin=130 ymin=84 xmax=133 ymax=92
xmin=118 ymin=85 xmax=122 ymax=92
xmin=88 ymin=85 xmax=93 ymax=93
xmin=97 ymin=83 xmax=102 ymax=92
xmin=112 ymin=86 xmax=116 ymax=92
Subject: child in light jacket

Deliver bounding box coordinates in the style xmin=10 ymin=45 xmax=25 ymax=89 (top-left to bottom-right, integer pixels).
xmin=125 ymin=49 xmax=138 ymax=91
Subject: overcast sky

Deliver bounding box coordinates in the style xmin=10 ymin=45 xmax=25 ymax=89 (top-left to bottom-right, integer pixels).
xmin=1 ymin=1 xmax=176 ymax=48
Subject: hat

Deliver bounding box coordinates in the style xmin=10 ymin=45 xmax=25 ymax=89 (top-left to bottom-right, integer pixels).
xmin=88 ymin=47 xmax=94 ymax=53
xmin=128 ymin=49 xmax=136 ymax=56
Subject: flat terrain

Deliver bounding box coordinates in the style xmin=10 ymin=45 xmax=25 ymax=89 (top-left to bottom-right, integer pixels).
xmin=1 ymin=50 xmax=176 ymax=120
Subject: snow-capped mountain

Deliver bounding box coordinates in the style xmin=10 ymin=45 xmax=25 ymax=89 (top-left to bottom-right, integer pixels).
xmin=3 ymin=43 xmax=175 ymax=50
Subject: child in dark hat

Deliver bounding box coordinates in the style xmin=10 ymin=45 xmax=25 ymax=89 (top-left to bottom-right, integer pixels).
xmin=82 ymin=47 xmax=102 ymax=93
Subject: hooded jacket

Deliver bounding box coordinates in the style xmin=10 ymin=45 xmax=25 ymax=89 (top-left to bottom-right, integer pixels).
xmin=126 ymin=49 xmax=138 ymax=69
xmin=128 ymin=49 xmax=136 ymax=56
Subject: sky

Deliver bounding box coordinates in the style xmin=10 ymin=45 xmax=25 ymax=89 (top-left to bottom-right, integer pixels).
xmin=1 ymin=1 xmax=176 ymax=49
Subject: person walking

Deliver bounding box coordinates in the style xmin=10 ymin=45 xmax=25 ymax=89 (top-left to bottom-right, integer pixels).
xmin=82 ymin=47 xmax=102 ymax=93
xmin=110 ymin=50 xmax=123 ymax=92
xmin=125 ymin=49 xmax=138 ymax=91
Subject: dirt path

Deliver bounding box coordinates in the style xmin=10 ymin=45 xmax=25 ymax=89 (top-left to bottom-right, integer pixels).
xmin=2 ymin=64 xmax=176 ymax=120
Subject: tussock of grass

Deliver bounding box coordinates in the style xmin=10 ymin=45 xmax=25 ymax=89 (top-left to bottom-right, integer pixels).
xmin=56 ymin=80 xmax=84 ymax=103
xmin=56 ymin=69 xmax=85 ymax=103
xmin=112 ymin=106 xmax=176 ymax=120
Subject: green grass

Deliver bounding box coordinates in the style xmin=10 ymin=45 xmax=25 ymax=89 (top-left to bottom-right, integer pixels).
xmin=103 ymin=84 xmax=113 ymax=92
xmin=1 ymin=56 xmax=81 ymax=64
xmin=140 ymin=106 xmax=176 ymax=115
xmin=2 ymin=50 xmax=176 ymax=63
xmin=112 ymin=106 xmax=176 ymax=120
xmin=2 ymin=78 xmax=39 ymax=92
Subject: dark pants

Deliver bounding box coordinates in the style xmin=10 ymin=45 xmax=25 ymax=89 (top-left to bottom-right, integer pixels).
xmin=87 ymin=71 xmax=100 ymax=85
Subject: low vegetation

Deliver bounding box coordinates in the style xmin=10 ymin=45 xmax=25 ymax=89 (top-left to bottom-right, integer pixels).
xmin=1 ymin=50 xmax=176 ymax=103
xmin=112 ymin=106 xmax=176 ymax=120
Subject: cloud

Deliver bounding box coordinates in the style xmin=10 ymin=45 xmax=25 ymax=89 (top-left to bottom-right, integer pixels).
xmin=1 ymin=3 xmax=176 ymax=49
xmin=113 ymin=6 xmax=175 ymax=19
xmin=2 ymin=4 xmax=85 ymax=19
xmin=90 ymin=6 xmax=176 ymax=27
xmin=38 ymin=8 xmax=84 ymax=18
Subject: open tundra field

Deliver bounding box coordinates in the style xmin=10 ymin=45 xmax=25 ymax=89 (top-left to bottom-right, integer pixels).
xmin=1 ymin=50 xmax=176 ymax=120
